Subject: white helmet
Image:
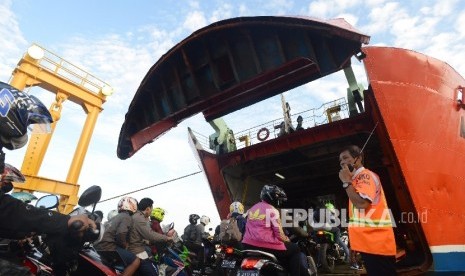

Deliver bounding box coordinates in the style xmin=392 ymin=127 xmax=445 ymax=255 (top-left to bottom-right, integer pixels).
xmin=200 ymin=215 xmax=210 ymax=225
xmin=107 ymin=209 xmax=118 ymax=221
xmin=117 ymin=196 xmax=138 ymax=213
xmin=229 ymin=201 xmax=244 ymax=215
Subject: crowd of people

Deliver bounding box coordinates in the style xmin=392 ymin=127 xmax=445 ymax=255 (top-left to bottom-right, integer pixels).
xmin=1 ymin=149 xmax=395 ymax=275
xmin=0 ymin=79 xmax=396 ymax=275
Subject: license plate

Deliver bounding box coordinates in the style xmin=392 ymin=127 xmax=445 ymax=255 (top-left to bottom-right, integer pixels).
xmin=221 ymin=259 xmax=236 ymax=269
xmin=237 ymin=270 xmax=259 ymax=276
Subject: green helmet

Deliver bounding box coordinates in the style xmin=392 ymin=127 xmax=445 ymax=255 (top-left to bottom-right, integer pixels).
xmin=325 ymin=202 xmax=335 ymax=210
xmin=151 ymin=207 xmax=166 ymax=222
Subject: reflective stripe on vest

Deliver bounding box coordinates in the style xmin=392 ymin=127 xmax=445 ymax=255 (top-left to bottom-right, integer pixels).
xmin=349 ymin=169 xmax=393 ymax=227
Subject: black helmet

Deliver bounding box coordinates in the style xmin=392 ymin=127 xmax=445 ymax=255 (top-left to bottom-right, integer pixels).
xmin=260 ymin=184 xmax=287 ymax=208
xmin=189 ymin=214 xmax=200 ymax=224
xmin=0 ymin=82 xmax=53 ymax=150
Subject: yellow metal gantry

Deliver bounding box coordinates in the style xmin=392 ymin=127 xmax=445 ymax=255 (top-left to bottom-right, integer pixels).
xmin=10 ymin=44 xmax=112 ymax=213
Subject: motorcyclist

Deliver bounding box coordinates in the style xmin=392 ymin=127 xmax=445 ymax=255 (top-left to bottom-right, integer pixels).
xmin=95 ymin=196 xmax=140 ymax=276
xmin=0 ymin=82 xmax=97 ymax=273
xmin=198 ymin=215 xmax=215 ymax=269
xmin=228 ymin=201 xmax=247 ymax=236
xmin=324 ymin=202 xmax=350 ymax=263
xmin=0 ymin=81 xmax=96 ymax=239
xmin=128 ymin=198 xmax=173 ymax=276
xmin=311 ymin=202 xmax=350 ymax=266
xmin=197 ymin=215 xmax=211 ymax=241
xmin=150 ymin=207 xmax=166 ymax=235
xmin=241 ymin=184 xmax=308 ymax=276
xmin=214 ymin=201 xmax=247 ymax=248
xmin=182 ymin=214 xmax=206 ymax=268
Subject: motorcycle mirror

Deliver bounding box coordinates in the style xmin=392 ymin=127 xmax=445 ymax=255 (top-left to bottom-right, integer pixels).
xmin=36 ymin=194 xmax=59 ymax=209
xmin=78 ymin=185 xmax=102 ymax=207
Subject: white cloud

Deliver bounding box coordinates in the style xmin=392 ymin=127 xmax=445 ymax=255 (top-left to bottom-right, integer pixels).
xmin=432 ymin=0 xmax=458 ymax=16
xmin=365 ymin=0 xmax=387 ymax=6
xmin=263 ymin=0 xmax=294 ymax=14
xmin=455 ymin=10 xmax=465 ymax=37
xmin=183 ymin=10 xmax=207 ymax=32
xmin=306 ymin=0 xmax=361 ymax=19
xmin=306 ymin=0 xmax=332 ymax=18
xmin=210 ymin=3 xmax=233 ymax=23
xmin=238 ymin=4 xmax=250 ymax=16
xmin=362 ymin=2 xmax=404 ymax=35
xmin=0 ymin=1 xmax=27 ymax=80
xmin=336 ymin=13 xmax=359 ymax=26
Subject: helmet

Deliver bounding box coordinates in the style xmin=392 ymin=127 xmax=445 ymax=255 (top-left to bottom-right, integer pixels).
xmin=107 ymin=209 xmax=118 ymax=221
xmin=2 ymin=163 xmax=26 ymax=183
xmin=229 ymin=201 xmax=244 ymax=215
xmin=260 ymin=184 xmax=287 ymax=208
xmin=0 ymin=163 xmax=26 ymax=193
xmin=325 ymin=202 xmax=335 ymax=210
xmin=151 ymin=207 xmax=166 ymax=222
xmin=0 ymin=82 xmax=53 ymax=150
xmin=189 ymin=214 xmax=200 ymax=224
xmin=200 ymin=215 xmax=210 ymax=225
xmin=117 ymin=197 xmax=138 ymax=213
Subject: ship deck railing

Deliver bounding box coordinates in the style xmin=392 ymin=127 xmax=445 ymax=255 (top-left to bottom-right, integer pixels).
xmin=191 ymin=97 xmax=351 ymax=152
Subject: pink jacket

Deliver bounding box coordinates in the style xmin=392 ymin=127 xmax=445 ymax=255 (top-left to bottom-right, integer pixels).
xmin=242 ymin=201 xmax=288 ymax=250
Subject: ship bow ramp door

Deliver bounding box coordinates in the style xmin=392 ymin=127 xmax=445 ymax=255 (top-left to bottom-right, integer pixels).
xmin=117 ymin=16 xmax=370 ymax=159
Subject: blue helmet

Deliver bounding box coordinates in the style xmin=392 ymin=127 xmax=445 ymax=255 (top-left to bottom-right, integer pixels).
xmin=0 ymin=82 xmax=53 ymax=150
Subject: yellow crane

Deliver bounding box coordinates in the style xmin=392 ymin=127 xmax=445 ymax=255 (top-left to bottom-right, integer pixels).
xmin=9 ymin=44 xmax=112 ymax=213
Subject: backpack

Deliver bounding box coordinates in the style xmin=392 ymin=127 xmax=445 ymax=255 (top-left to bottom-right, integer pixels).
xmin=218 ymin=217 xmax=242 ymax=243
xmin=182 ymin=224 xmax=198 ymax=243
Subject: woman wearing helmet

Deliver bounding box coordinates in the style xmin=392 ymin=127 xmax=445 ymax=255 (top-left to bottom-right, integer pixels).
xmin=95 ymin=196 xmax=140 ymax=275
xmin=242 ymin=184 xmax=308 ymax=276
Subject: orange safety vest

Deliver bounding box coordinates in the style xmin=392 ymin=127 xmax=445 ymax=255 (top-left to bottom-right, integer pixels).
xmin=348 ymin=167 xmax=396 ymax=256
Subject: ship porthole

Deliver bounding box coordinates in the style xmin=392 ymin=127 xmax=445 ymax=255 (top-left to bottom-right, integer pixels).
xmin=257 ymin=127 xmax=270 ymax=141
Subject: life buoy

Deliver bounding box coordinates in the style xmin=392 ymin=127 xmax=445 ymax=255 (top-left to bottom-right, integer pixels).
xmin=257 ymin=127 xmax=270 ymax=141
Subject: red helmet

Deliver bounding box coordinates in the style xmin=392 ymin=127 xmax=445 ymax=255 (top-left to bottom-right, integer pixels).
xmin=0 ymin=163 xmax=25 ymax=193
xmin=1 ymin=163 xmax=26 ymax=183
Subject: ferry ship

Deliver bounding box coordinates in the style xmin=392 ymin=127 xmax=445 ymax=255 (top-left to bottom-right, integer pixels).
xmin=117 ymin=16 xmax=465 ymax=273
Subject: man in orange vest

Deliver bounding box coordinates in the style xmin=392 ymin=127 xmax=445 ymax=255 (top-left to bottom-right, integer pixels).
xmin=338 ymin=145 xmax=396 ymax=275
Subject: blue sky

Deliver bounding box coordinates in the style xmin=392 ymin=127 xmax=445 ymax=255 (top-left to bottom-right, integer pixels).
xmin=1 ymin=0 xmax=464 ymax=233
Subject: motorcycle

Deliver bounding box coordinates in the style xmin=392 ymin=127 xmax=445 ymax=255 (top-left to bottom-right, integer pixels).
xmin=156 ymin=222 xmax=191 ymax=276
xmin=236 ymin=249 xmax=287 ymax=276
xmin=214 ymin=243 xmax=243 ymax=276
xmin=237 ymin=247 xmax=319 ymax=276
xmin=0 ymin=194 xmax=58 ymax=275
xmin=16 ymin=185 xmax=124 ymax=275
xmin=311 ymin=228 xmax=348 ymax=273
